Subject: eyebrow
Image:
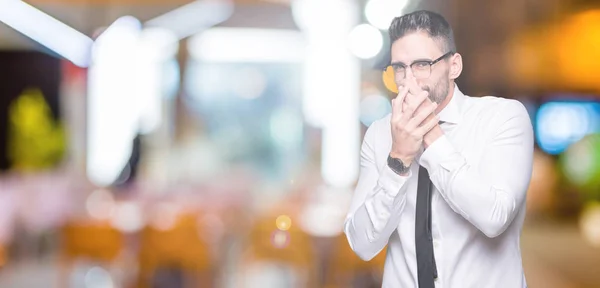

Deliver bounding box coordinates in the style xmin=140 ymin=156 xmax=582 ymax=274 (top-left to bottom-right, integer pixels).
xmin=390 ymin=58 xmax=433 ymax=66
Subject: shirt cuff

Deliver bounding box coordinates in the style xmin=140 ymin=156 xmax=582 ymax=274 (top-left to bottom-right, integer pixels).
xmin=378 ymin=164 xmax=412 ymax=197
xmin=420 ymin=134 xmax=464 ymax=175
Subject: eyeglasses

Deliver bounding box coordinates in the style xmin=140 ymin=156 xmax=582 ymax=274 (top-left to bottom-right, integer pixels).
xmin=384 ymin=51 xmax=454 ymax=80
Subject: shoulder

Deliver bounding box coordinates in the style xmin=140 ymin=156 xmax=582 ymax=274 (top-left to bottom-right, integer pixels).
xmin=362 ymin=113 xmax=391 ymax=143
xmin=463 ymin=95 xmax=531 ymax=124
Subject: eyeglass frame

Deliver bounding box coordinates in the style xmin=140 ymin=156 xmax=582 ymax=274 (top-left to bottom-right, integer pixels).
xmin=384 ymin=51 xmax=455 ymax=80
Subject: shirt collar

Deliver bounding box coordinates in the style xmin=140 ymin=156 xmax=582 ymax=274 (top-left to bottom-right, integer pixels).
xmin=437 ymin=83 xmax=464 ymax=124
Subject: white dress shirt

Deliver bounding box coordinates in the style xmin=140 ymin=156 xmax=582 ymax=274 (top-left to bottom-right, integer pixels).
xmin=344 ymin=84 xmax=534 ymax=288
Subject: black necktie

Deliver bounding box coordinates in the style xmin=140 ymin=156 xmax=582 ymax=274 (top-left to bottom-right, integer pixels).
xmin=415 ymin=165 xmax=438 ymax=287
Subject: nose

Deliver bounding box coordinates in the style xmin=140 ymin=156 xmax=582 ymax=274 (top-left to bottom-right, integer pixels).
xmin=398 ymin=68 xmax=418 ymax=89
xmin=405 ymin=68 xmax=416 ymax=81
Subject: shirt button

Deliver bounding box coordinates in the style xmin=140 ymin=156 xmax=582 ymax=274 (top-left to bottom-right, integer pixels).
xmin=433 ymin=240 xmax=440 ymax=249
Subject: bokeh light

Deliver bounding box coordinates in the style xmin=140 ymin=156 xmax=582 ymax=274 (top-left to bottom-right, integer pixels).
xmin=560 ymin=134 xmax=600 ymax=196
xmin=275 ymin=215 xmax=292 ymax=231
xmin=347 ymin=24 xmax=382 ymax=59
xmin=110 ymin=201 xmax=144 ymax=233
xmin=271 ymin=230 xmax=290 ymax=249
xmin=553 ymin=10 xmax=600 ymax=91
xmin=149 ymin=202 xmax=180 ymax=231
xmin=84 ymin=266 xmax=114 ymax=288
xmin=536 ymin=101 xmax=600 ymax=155
xmin=360 ymin=94 xmax=392 ymax=127
xmin=86 ymin=189 xmax=115 ymax=220
xmin=579 ymin=202 xmax=600 ymax=248
xmin=382 ymin=66 xmax=399 ymax=94
xmin=364 ymin=0 xmax=410 ymax=30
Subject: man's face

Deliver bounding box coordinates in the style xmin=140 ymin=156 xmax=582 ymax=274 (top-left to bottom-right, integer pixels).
xmin=390 ymin=31 xmax=451 ymax=104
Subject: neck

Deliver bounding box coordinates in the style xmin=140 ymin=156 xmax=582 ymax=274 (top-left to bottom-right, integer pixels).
xmin=435 ymin=82 xmax=454 ymax=114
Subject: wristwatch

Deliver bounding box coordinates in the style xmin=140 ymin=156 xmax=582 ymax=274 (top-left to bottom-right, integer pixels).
xmin=387 ymin=154 xmax=411 ymax=175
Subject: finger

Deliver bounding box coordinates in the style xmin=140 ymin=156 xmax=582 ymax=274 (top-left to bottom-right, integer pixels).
xmin=414 ymin=114 xmax=440 ymax=136
xmin=397 ymin=85 xmax=405 ymax=93
xmin=414 ymin=95 xmax=433 ymax=115
xmin=407 ymin=102 xmax=438 ymax=130
xmin=395 ymin=85 xmax=409 ymax=105
xmin=403 ymin=90 xmax=428 ymax=117
xmin=392 ymin=86 xmax=409 ymax=118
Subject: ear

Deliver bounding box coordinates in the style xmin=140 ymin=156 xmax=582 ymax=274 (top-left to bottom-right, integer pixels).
xmin=448 ymin=52 xmax=463 ymax=80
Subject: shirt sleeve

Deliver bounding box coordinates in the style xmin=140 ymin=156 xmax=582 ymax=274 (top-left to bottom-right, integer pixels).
xmin=344 ymin=119 xmax=413 ymax=261
xmin=419 ymin=100 xmax=534 ymax=238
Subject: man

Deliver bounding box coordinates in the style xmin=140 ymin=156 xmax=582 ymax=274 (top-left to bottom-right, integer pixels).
xmin=344 ymin=10 xmax=533 ymax=288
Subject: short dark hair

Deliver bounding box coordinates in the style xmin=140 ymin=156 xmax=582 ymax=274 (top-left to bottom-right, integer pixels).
xmin=388 ymin=10 xmax=456 ymax=53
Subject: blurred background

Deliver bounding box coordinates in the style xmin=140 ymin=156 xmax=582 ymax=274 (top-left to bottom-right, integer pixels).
xmin=0 ymin=0 xmax=599 ymax=287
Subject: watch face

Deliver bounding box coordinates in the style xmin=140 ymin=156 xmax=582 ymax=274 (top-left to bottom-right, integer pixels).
xmin=388 ymin=155 xmax=408 ymax=174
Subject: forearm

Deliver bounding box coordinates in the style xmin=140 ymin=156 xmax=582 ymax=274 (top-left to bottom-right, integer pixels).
xmin=421 ymin=134 xmax=532 ymax=238
xmin=344 ymin=166 xmax=410 ymax=260
xmin=427 ymin=150 xmax=518 ymax=237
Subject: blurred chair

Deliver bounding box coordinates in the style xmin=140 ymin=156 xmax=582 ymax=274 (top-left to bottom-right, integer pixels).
xmin=324 ymin=234 xmax=386 ymax=288
xmin=136 ymin=212 xmax=214 ymax=288
xmin=59 ymin=221 xmax=125 ymax=287
xmin=238 ymin=211 xmax=317 ymax=288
